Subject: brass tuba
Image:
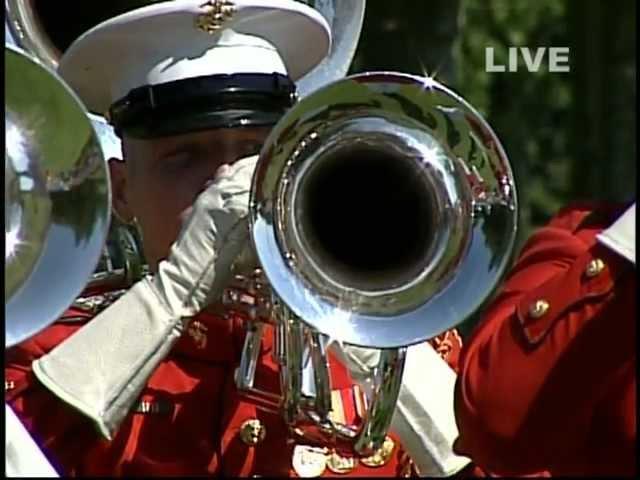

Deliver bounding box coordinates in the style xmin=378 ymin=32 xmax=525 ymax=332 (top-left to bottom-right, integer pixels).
xmin=4 ymin=45 xmax=111 ymax=345
xmin=227 ymin=72 xmax=518 ymax=455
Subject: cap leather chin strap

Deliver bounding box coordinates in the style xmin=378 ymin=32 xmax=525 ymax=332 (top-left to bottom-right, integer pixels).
xmin=109 ymin=73 xmax=297 ymax=139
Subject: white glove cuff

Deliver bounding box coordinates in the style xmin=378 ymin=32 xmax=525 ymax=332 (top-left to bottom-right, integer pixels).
xmin=32 ymin=280 xmax=185 ymax=439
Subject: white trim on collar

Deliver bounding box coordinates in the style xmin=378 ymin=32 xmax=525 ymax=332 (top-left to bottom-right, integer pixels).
xmin=596 ymin=203 xmax=636 ymax=265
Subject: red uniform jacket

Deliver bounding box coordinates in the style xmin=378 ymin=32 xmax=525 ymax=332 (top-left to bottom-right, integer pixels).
xmin=5 ymin=299 xmax=462 ymax=477
xmin=453 ymin=203 xmax=636 ymax=476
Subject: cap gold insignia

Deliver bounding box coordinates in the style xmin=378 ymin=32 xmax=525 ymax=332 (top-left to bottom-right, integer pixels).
xmin=188 ymin=320 xmax=208 ymax=350
xmin=239 ymin=418 xmax=267 ymax=446
xmin=360 ymin=436 xmax=395 ymax=468
xmin=292 ymin=445 xmax=328 ymax=477
xmin=196 ymin=0 xmax=236 ymax=34
xmin=326 ymin=451 xmax=357 ymax=474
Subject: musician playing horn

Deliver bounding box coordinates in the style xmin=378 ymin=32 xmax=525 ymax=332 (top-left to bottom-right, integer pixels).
xmin=5 ymin=1 xmax=465 ymax=477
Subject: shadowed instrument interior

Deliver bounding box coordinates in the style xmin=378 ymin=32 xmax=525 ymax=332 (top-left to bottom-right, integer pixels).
xmin=297 ymin=146 xmax=435 ymax=290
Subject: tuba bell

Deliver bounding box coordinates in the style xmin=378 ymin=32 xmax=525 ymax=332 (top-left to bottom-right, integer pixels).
xmin=5 ymin=44 xmax=111 ymax=348
xmin=226 ymin=71 xmax=518 ymax=456
xmin=6 ymin=0 xmax=151 ymax=295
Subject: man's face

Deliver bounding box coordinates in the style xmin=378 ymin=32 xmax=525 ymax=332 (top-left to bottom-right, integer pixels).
xmin=110 ymin=126 xmax=271 ymax=272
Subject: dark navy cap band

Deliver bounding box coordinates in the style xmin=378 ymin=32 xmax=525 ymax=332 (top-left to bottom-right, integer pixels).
xmin=108 ymin=72 xmax=297 ymax=138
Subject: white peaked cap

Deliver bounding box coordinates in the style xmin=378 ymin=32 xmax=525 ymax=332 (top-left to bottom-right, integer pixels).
xmin=58 ymin=0 xmax=332 ymax=115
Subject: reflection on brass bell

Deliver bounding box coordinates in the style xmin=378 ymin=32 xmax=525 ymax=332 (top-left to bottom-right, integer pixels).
xmin=239 ymin=418 xmax=266 ymax=446
xmin=528 ymin=299 xmax=550 ymax=319
xmin=360 ymin=436 xmax=395 ymax=468
xmin=585 ymin=258 xmax=605 ymax=278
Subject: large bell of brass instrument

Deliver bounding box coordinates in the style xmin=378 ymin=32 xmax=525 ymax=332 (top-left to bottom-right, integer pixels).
xmin=5 ymin=45 xmax=110 ymax=347
xmin=251 ymin=72 xmax=518 ymax=349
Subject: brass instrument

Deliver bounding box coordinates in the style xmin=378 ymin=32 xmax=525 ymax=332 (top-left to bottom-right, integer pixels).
xmin=225 ymin=71 xmax=518 ymax=455
xmin=5 ymin=44 xmax=110 ymax=348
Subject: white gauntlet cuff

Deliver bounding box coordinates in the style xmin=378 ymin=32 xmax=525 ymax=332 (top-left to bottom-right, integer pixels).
xmin=32 ymin=279 xmax=185 ymax=439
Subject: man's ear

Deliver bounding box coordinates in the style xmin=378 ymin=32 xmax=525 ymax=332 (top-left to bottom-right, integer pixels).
xmin=108 ymin=157 xmax=134 ymax=223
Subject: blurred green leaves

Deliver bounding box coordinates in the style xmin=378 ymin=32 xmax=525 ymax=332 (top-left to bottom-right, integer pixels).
xmin=453 ymin=0 xmax=635 ymax=248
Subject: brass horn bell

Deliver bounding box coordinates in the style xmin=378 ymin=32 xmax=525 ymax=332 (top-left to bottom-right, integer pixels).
xmin=5 ymin=45 xmax=110 ymax=347
xmin=251 ymin=72 xmax=519 ymax=349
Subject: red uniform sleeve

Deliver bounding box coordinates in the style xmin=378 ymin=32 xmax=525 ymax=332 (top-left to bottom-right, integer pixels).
xmin=5 ymin=322 xmax=109 ymax=476
xmin=452 ymin=204 xmax=635 ymax=475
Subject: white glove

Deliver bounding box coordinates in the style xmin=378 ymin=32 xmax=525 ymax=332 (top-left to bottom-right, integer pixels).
xmin=32 ymin=155 xmax=258 ymax=440
xmin=334 ymin=343 xmax=471 ymax=477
